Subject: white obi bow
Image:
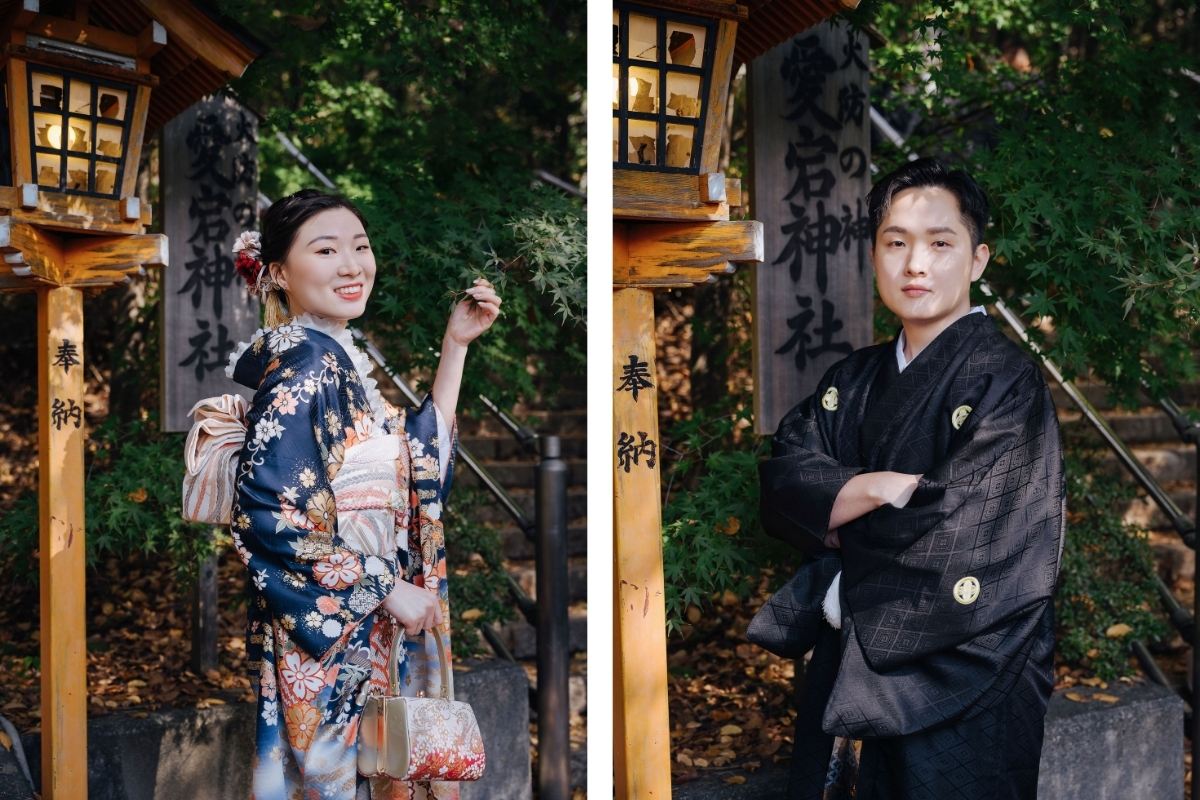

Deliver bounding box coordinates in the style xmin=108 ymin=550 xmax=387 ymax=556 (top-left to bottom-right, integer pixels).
xmin=182 ymin=394 xmax=250 ymax=525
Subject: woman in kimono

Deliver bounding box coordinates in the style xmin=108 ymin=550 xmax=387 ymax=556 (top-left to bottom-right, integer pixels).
xmin=186 ymin=189 xmax=500 ymax=800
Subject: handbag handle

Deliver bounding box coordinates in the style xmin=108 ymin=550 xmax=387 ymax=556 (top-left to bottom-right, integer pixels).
xmin=386 ymin=624 xmax=452 ymax=700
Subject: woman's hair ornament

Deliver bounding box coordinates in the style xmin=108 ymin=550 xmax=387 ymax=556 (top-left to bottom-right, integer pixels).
xmin=233 ymin=230 xmax=277 ymax=296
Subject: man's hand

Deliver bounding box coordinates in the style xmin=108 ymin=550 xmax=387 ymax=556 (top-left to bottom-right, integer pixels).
xmin=828 ymin=471 xmax=922 ymax=532
xmin=380 ymin=580 xmax=444 ymax=635
xmin=875 ymin=471 xmax=921 ymax=509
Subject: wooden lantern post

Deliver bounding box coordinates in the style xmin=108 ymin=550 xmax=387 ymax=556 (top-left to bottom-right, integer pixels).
xmin=612 ymin=0 xmax=860 ymax=795
xmin=612 ymin=2 xmax=763 ymax=795
xmin=0 ymin=2 xmax=260 ymax=795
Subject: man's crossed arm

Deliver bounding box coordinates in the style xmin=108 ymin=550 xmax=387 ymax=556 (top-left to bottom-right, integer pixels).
xmin=824 ymin=472 xmax=922 ymax=549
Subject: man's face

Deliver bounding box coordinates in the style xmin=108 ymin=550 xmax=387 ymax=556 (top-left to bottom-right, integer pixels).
xmin=872 ymin=186 xmax=989 ymax=327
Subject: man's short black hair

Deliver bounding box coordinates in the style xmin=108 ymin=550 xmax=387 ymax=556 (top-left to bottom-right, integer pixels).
xmin=866 ymin=157 xmax=990 ymax=249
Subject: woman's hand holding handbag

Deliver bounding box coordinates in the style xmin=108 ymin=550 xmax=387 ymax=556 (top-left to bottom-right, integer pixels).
xmin=358 ymin=627 xmax=486 ymax=782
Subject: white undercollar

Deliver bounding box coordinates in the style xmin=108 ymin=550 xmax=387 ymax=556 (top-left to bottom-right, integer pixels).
xmin=896 ymin=305 xmax=987 ymax=373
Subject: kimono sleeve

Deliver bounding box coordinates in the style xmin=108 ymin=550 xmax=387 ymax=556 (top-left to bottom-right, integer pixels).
xmin=392 ymin=394 xmax=456 ymax=589
xmin=759 ymin=371 xmax=865 ymax=556
xmin=233 ymin=340 xmax=399 ymax=663
xmin=825 ymin=368 xmax=1064 ymax=738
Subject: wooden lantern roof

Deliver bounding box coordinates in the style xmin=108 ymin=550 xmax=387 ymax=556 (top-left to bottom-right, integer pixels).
xmin=0 ymin=0 xmax=265 ymax=133
xmin=732 ymin=0 xmax=858 ymax=71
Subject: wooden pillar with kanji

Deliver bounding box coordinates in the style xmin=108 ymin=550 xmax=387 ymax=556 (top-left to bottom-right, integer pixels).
xmin=612 ymin=2 xmax=763 ymax=794
xmin=0 ymin=3 xmax=261 ymax=794
xmin=37 ymin=284 xmax=87 ymax=797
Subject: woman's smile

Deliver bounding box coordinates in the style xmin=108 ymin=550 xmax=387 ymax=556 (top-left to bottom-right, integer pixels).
xmin=334 ymin=283 xmax=363 ymax=300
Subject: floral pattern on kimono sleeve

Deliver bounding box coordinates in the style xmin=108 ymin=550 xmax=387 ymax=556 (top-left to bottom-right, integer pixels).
xmin=232 ymin=335 xmax=399 ymax=664
xmin=379 ymin=393 xmax=460 ymax=710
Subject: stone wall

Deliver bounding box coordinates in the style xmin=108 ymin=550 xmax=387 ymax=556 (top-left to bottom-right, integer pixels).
xmin=2 ymin=657 xmax=529 ymax=800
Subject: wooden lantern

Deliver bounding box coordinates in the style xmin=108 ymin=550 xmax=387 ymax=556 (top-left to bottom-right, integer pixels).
xmin=611 ymin=0 xmax=858 ymax=797
xmin=612 ymin=4 xmax=761 ymax=798
xmin=0 ymin=2 xmax=262 ymax=796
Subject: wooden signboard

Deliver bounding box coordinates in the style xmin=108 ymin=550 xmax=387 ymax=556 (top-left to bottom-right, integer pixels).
xmin=749 ymin=20 xmax=873 ymax=435
xmin=160 ymin=95 xmax=259 ymax=432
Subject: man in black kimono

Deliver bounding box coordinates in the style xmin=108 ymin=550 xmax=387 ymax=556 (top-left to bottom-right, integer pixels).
xmin=754 ymin=158 xmax=1064 ymax=799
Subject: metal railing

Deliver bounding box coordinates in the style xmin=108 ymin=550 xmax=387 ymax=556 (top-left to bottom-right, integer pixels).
xmin=351 ymin=328 xmax=572 ymax=800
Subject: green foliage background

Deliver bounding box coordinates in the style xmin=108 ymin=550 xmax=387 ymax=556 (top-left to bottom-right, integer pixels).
xmin=854 ymin=0 xmax=1200 ymax=406
xmin=0 ymin=0 xmax=586 ymax=645
xmin=662 ymin=0 xmax=1187 ymax=674
xmin=224 ymin=0 xmax=588 ymax=410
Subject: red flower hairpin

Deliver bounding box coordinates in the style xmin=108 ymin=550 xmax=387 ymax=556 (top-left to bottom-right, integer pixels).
xmin=233 ymin=230 xmax=276 ymax=296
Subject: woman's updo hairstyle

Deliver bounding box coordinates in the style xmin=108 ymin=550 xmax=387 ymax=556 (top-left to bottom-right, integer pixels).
xmin=258 ymin=189 xmax=369 ymax=327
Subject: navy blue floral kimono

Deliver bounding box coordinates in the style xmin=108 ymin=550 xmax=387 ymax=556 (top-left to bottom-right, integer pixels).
xmin=225 ymin=317 xmax=457 ymax=800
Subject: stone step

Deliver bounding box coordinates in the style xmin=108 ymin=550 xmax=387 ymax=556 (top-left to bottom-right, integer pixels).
xmin=1121 ymin=486 xmax=1196 ymax=532
xmin=1100 ymin=444 xmax=1196 ymax=484
xmin=458 ymin=435 xmax=587 ymax=461
xmin=1049 ymin=380 xmax=1200 ymax=413
xmin=507 ymin=558 xmax=587 ymax=604
xmin=499 ymin=524 xmax=588 ymax=560
xmin=535 ymin=390 xmax=587 ymax=411
xmin=459 ymin=409 xmax=586 ymax=437
xmin=1060 ymin=410 xmax=1189 ymax=446
xmin=494 ymin=611 xmax=588 ymax=659
xmin=465 ymin=488 xmax=588 ymax=524
xmin=1150 ymin=531 xmax=1194 ymax=588
xmin=454 ymin=459 xmax=588 ymax=491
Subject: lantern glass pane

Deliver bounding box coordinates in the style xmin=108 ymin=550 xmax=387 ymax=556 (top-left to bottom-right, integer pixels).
xmin=66 ymin=156 xmax=89 ymax=191
xmin=628 ymin=66 xmax=658 ymax=114
xmin=629 ymin=14 xmax=657 ymax=62
xmin=95 ymin=123 xmax=123 ymax=158
xmin=31 ymin=73 xmax=63 ymax=111
xmin=94 ymin=161 xmax=117 ymax=195
xmin=34 ymin=112 xmax=64 ymax=149
xmin=613 ymin=117 xmax=620 ymax=162
xmin=665 ymin=123 xmax=695 ymax=168
xmin=613 ymin=10 xmax=620 ymax=57
xmin=68 ymin=80 xmax=91 ymax=115
xmin=66 ymin=118 xmax=90 ymax=153
xmin=665 ymin=73 xmax=702 ymax=118
xmin=612 ymin=63 xmax=621 ymax=110
xmin=627 ymin=119 xmax=657 ymax=165
xmin=35 ymin=153 xmax=60 ymax=187
xmin=665 ymin=21 xmax=705 ymax=67
xmin=96 ymin=87 xmax=127 ymax=120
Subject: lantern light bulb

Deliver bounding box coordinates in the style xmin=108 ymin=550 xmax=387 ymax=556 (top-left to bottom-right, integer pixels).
xmin=629 ymin=77 xmax=640 ymax=97
xmin=44 ymin=124 xmax=84 ymax=151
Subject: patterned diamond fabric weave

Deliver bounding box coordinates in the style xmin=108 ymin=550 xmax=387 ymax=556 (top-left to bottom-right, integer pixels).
xmin=758 ymin=312 xmax=1064 ymax=799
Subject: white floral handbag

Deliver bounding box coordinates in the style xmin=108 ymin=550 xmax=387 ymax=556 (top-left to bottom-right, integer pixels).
xmin=358 ymin=628 xmax=487 ymax=782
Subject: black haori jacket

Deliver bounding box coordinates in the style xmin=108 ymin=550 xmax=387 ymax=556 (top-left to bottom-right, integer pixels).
xmin=757 ymin=311 xmax=1064 ymax=740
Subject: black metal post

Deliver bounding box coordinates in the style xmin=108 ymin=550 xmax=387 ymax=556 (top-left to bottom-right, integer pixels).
xmin=1194 ymin=445 xmax=1199 ymax=799
xmin=190 ymin=550 xmax=219 ymax=674
xmin=535 ymin=435 xmax=570 ymax=800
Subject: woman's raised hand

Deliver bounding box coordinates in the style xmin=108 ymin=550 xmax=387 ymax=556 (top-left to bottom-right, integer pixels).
xmin=445 ymin=278 xmax=502 ymax=347
xmin=380 ymin=578 xmax=444 ymax=635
